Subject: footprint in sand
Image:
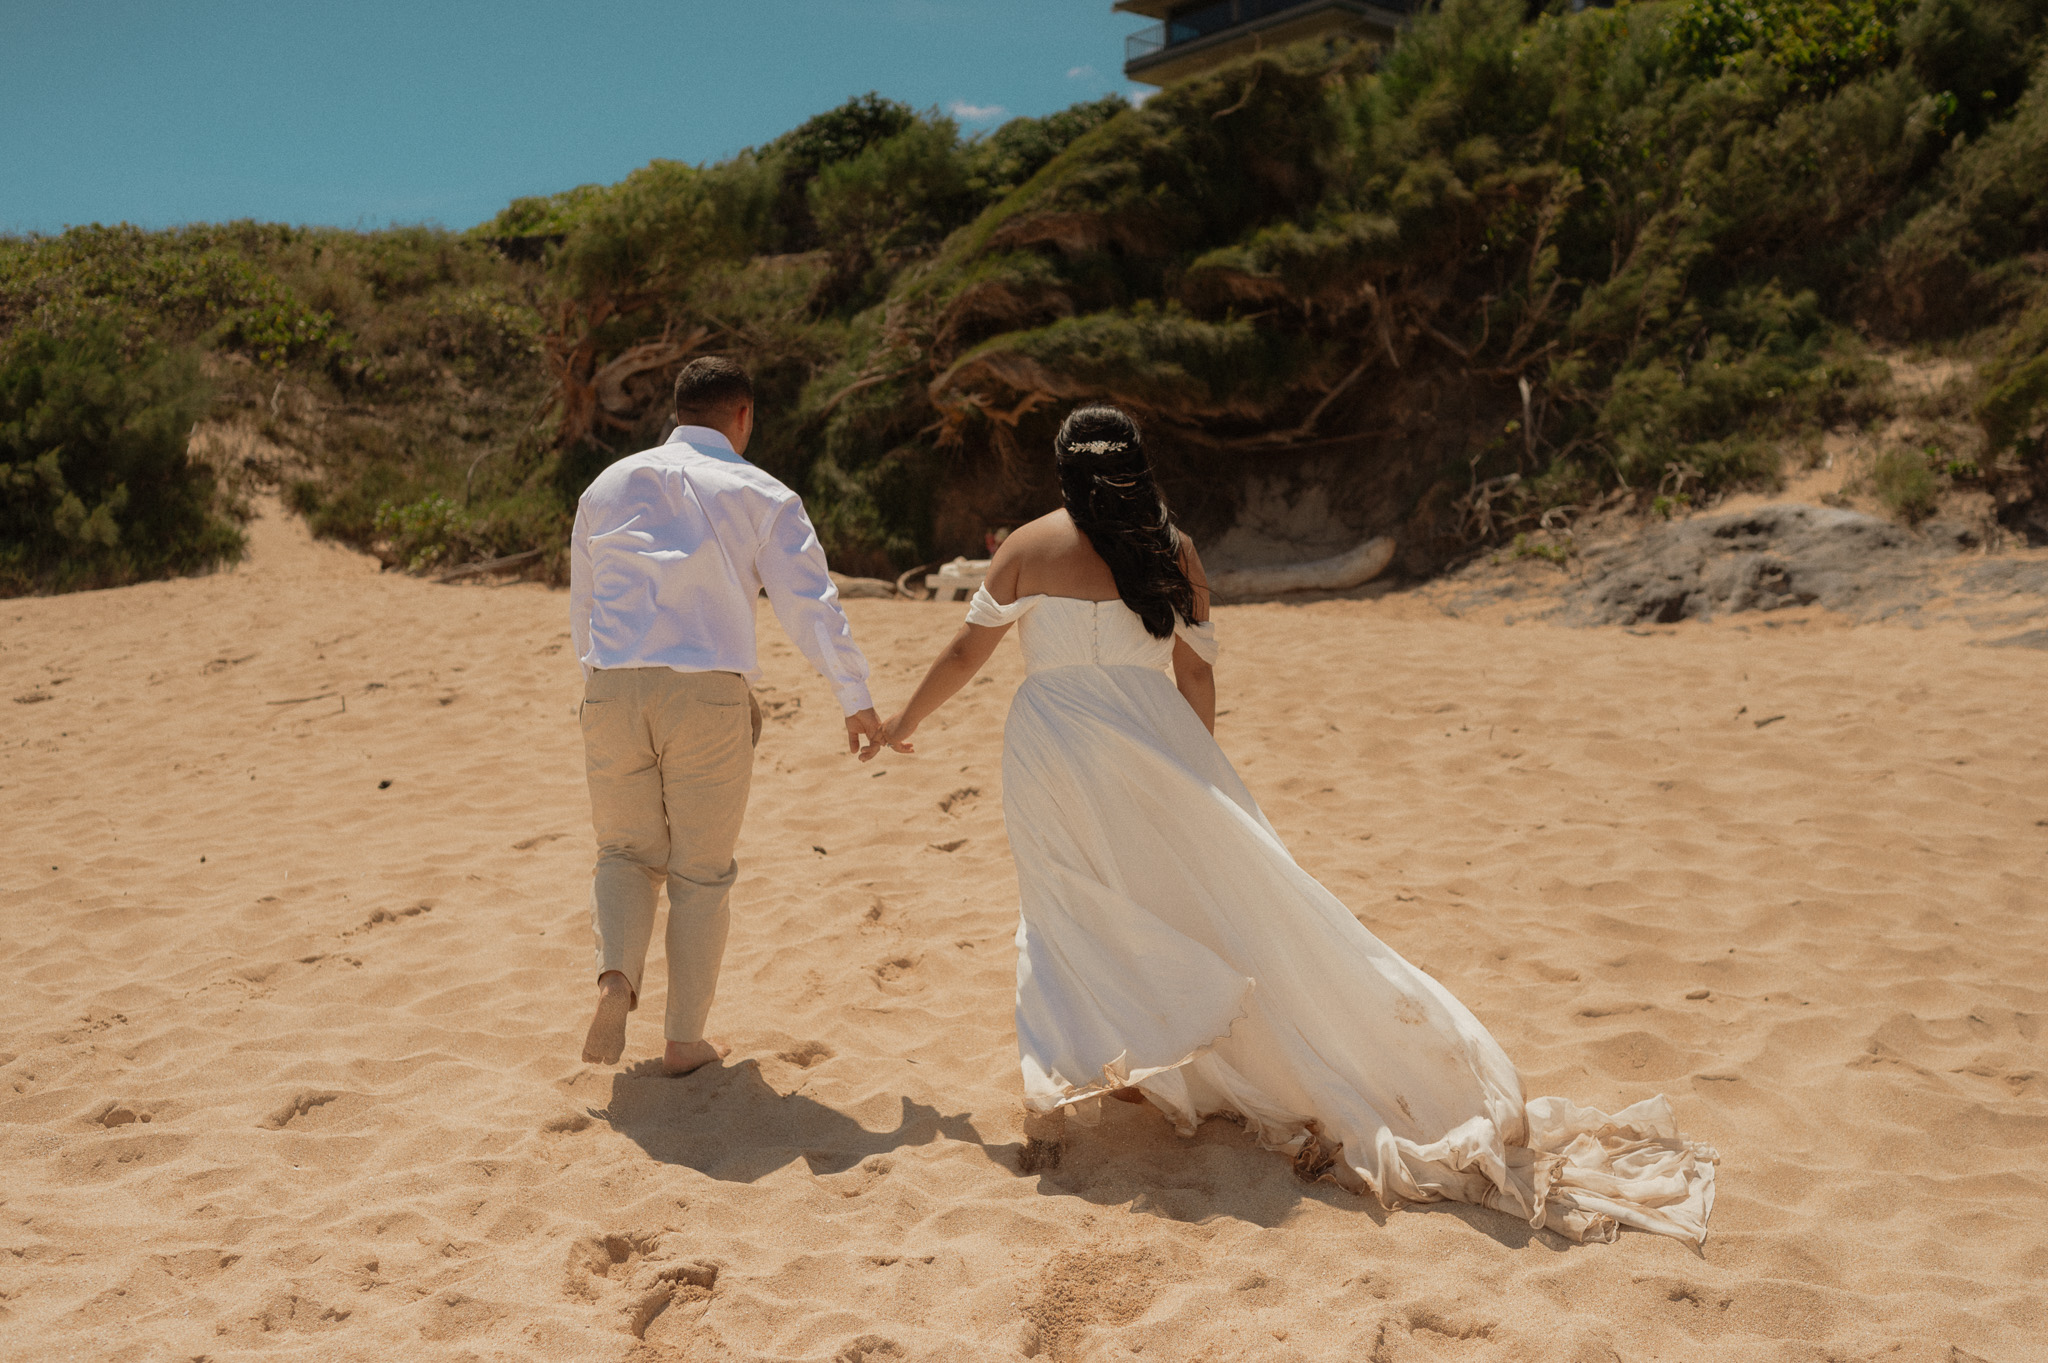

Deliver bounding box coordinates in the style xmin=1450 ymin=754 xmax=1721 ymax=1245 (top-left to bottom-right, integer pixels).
xmin=561 ymin=1233 xmax=718 ymax=1341
xmin=343 ymin=902 xmax=433 ymax=937
xmin=262 ymin=1092 xmax=344 ymax=1129
xmin=777 ymin=1040 xmax=836 ymax=1068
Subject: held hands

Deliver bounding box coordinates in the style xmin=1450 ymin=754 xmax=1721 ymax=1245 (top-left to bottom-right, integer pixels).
xmin=874 ymin=711 xmax=917 ymax=759
xmin=845 ymin=708 xmax=883 ymax=760
xmin=845 ymin=708 xmax=920 ymax=761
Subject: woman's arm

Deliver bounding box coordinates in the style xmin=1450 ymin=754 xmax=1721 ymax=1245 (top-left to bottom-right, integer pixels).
xmin=868 ymin=619 xmax=1009 ymax=759
xmin=867 ymin=538 xmax=1027 ymax=760
xmin=1172 ymin=536 xmax=1215 ymax=732
xmin=1171 ymin=638 xmax=1216 ymax=733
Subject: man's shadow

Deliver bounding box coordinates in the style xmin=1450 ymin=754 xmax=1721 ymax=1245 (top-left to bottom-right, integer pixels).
xmin=594 ymin=1057 xmax=990 ymax=1180
xmin=594 ymin=1060 xmax=1568 ymax=1251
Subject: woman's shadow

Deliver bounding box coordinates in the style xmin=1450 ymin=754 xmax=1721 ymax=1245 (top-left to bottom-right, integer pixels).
xmin=592 ymin=1057 xmax=990 ymax=1180
xmin=591 ymin=1059 xmax=1564 ymax=1250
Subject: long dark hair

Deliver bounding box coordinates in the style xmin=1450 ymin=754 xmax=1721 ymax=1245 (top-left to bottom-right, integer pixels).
xmin=1054 ymin=406 xmax=1197 ymax=638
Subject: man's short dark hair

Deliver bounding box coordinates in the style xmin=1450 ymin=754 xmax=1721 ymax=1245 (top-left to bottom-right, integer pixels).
xmin=674 ymin=356 xmax=754 ymax=424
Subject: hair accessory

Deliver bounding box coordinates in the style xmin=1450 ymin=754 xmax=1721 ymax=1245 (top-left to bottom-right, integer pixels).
xmin=1066 ymin=440 xmax=1129 ymax=455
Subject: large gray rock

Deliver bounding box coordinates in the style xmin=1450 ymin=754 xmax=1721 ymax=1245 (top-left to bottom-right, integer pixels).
xmin=1561 ymin=504 xmax=1920 ymax=625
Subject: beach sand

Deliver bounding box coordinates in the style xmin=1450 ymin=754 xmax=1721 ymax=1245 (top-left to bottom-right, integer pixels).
xmin=3 ymin=504 xmax=2044 ymax=1362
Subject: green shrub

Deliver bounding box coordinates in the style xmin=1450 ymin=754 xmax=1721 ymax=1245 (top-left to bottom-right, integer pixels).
xmin=219 ymin=285 xmax=334 ymax=368
xmin=1901 ymin=0 xmax=2047 ymax=138
xmin=423 ymin=286 xmax=542 ymax=374
xmin=1674 ymin=0 xmax=1907 ymax=93
xmin=961 ymin=97 xmax=1130 ymax=202
xmin=811 ymin=118 xmax=976 ymax=266
xmin=0 ymin=323 xmax=240 ymax=594
xmin=1978 ymin=301 xmax=2048 ymax=461
xmin=481 ymin=184 xmax=608 ymax=239
xmin=1870 ymin=445 xmax=1939 ymax=520
xmin=373 ymin=492 xmax=472 ymax=571
xmin=762 ymin=92 xmax=920 ymax=252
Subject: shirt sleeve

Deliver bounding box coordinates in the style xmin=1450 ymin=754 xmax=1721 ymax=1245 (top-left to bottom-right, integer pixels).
xmin=756 ymin=493 xmax=874 ymax=715
xmin=569 ymin=500 xmax=593 ymax=680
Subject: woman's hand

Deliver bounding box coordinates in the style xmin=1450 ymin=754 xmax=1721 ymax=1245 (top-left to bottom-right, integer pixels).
xmin=866 ymin=711 xmax=918 ymax=760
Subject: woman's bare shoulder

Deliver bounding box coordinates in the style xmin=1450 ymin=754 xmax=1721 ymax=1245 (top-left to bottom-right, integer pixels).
xmin=1006 ymin=509 xmax=1076 ymax=546
xmin=985 ymin=511 xmax=1068 ymax=601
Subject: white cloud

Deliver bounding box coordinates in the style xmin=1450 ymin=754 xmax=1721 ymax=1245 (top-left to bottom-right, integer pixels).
xmin=948 ymin=100 xmax=1007 ymax=123
xmin=1128 ymin=87 xmax=1157 ymax=106
xmin=1067 ymin=64 xmax=1096 ymax=81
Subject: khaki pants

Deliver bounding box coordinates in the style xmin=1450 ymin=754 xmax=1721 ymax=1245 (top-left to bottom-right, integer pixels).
xmin=581 ymin=667 xmax=761 ymax=1043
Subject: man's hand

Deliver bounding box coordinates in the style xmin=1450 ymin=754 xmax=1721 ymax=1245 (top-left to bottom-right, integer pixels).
xmin=846 ymin=708 xmax=883 ymax=760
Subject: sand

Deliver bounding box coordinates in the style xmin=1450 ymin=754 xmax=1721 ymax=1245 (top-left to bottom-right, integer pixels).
xmin=2 ymin=503 xmax=2044 ymax=1363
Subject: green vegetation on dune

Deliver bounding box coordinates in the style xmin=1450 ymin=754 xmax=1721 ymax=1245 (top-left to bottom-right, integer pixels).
xmin=5 ymin=0 xmax=2048 ymax=595
xmin=0 ymin=323 xmax=232 ymax=594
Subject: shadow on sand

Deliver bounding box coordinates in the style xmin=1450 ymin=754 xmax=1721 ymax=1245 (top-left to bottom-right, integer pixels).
xmin=596 ymin=1058 xmax=1569 ymax=1251
xmin=595 ymin=1056 xmax=985 ymax=1179
xmin=1021 ymin=1095 xmax=1570 ymax=1251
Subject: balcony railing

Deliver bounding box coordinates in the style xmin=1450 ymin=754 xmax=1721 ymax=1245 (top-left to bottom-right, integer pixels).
xmin=1127 ymin=0 xmax=1416 ymax=66
xmin=1126 ymin=23 xmax=1167 ymax=62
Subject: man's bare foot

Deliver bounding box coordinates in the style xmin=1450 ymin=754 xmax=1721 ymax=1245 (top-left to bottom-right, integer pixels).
xmin=581 ymin=975 xmax=632 ymax=1065
xmin=663 ymin=1037 xmax=731 ymax=1076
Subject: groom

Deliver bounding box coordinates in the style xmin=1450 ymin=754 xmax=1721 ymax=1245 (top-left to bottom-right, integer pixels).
xmin=571 ymin=356 xmax=883 ymax=1075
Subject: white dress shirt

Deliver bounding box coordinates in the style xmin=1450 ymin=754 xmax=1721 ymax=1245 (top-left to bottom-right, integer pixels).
xmin=569 ymin=426 xmax=874 ymax=715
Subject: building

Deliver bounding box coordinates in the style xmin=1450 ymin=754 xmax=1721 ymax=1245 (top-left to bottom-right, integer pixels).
xmin=1117 ymin=0 xmax=1420 ymax=87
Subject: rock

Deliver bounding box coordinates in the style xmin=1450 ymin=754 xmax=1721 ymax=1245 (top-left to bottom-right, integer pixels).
xmin=1920 ymin=518 xmax=1984 ymax=552
xmin=1206 ymin=535 xmax=1396 ymax=598
xmin=1561 ymin=504 xmax=1920 ymax=625
xmin=1981 ymin=628 xmax=2048 ymax=651
xmin=1960 ymin=560 xmax=2048 ymax=597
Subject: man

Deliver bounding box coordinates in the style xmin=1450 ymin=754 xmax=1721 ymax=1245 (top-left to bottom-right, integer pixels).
xmin=571 ymin=356 xmax=882 ymax=1075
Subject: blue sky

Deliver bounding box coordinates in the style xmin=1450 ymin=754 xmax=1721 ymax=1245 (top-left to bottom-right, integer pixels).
xmin=0 ymin=1 xmax=1151 ymax=235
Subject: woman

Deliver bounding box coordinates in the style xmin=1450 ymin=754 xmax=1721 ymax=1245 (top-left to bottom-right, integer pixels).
xmin=869 ymin=406 xmax=1716 ymax=1244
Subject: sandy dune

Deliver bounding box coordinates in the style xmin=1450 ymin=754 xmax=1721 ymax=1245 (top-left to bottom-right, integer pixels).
xmin=3 ymin=504 xmax=2044 ymax=1362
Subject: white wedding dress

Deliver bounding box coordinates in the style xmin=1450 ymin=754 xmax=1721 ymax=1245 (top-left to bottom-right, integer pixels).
xmin=967 ymin=587 xmax=1717 ymax=1245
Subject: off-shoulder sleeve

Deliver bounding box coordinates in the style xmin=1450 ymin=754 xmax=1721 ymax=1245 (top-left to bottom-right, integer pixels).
xmin=965 ymin=585 xmax=1038 ymax=627
xmin=1174 ymin=616 xmax=1219 ymax=664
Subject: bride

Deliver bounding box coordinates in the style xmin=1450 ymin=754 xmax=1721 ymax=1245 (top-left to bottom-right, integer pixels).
xmin=867 ymin=406 xmax=1716 ymax=1245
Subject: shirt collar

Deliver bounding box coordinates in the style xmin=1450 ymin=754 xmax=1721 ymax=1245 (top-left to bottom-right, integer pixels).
xmin=665 ymin=425 xmax=748 ymax=464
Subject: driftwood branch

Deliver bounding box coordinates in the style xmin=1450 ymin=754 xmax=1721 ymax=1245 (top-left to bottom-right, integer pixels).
xmin=436 ymin=549 xmax=544 ymax=583
xmin=894 ymin=561 xmax=939 ymax=600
